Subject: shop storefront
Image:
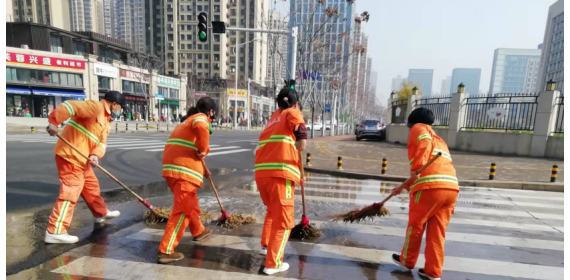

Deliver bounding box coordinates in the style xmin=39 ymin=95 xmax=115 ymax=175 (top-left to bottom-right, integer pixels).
xmin=120 ymin=69 xmax=150 ymax=121
xmin=156 ymin=76 xmax=182 ymax=122
xmin=94 ymin=63 xmax=119 ymax=100
xmin=6 ymin=50 xmax=86 ymax=117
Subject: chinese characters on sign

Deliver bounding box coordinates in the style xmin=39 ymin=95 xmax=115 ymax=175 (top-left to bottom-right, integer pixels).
xmin=194 ymin=92 xmax=207 ymax=98
xmin=94 ymin=63 xmax=119 ymax=78
xmin=157 ymin=76 xmax=181 ymax=88
xmin=124 ymin=95 xmax=147 ymax=102
xmin=6 ymin=52 xmax=85 ymax=70
xmin=120 ymin=69 xmax=150 ymax=83
xmin=226 ymin=89 xmax=248 ymax=96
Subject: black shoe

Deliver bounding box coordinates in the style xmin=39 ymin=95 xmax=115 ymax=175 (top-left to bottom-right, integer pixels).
xmin=418 ymin=268 xmax=441 ymax=280
xmin=391 ymin=254 xmax=410 ymax=271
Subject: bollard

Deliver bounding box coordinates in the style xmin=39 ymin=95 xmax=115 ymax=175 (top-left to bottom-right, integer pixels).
xmin=31 ymin=127 xmax=35 ymax=133
xmin=126 ymin=123 xmax=128 ymax=131
xmin=489 ymin=163 xmax=496 ymax=180
xmin=157 ymin=123 xmax=160 ymax=131
xmin=551 ymin=165 xmax=558 ymax=183
xmin=167 ymin=123 xmax=169 ymax=131
xmin=146 ymin=124 xmax=148 ymax=130
xmin=115 ymin=123 xmax=118 ymax=132
xmin=306 ymin=153 xmax=312 ymax=166
xmin=337 ymin=156 xmax=343 ymax=170
xmin=381 ymin=158 xmax=388 ymax=174
xmin=136 ymin=123 xmax=139 ymax=130
xmin=380 ymin=182 xmax=387 ymax=194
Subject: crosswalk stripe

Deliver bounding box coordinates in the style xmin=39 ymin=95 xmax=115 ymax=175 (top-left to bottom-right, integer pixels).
xmin=240 ymin=191 xmax=564 ymax=221
xmin=128 ymin=229 xmax=563 ymax=280
xmin=107 ymin=142 xmax=165 ymax=148
xmin=119 ymin=145 xmax=165 ymax=150
xmin=301 ymin=186 xmax=563 ymax=210
xmin=52 ymin=256 xmax=295 ymax=280
xmin=207 ymin=149 xmax=252 ymax=156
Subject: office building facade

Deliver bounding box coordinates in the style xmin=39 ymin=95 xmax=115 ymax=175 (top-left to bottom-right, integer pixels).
xmin=536 ymin=0 xmax=564 ymax=92
xmin=489 ymin=48 xmax=541 ymax=94
xmin=450 ymin=68 xmax=481 ymax=95
xmin=408 ymin=69 xmax=434 ymax=97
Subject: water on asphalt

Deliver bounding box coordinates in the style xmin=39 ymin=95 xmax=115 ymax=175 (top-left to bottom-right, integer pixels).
xmin=7 ymin=174 xmax=564 ymax=280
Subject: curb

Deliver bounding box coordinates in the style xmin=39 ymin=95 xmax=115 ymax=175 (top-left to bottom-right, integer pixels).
xmin=304 ymin=166 xmax=564 ymax=192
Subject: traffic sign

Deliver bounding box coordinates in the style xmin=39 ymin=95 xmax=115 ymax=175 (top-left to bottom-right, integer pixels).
xmin=325 ymin=104 xmax=331 ymax=112
xmin=155 ymin=94 xmax=164 ymax=100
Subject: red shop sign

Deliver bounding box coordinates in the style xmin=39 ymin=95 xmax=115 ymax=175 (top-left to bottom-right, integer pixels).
xmin=124 ymin=95 xmax=147 ymax=102
xmin=120 ymin=69 xmax=150 ymax=83
xmin=6 ymin=52 xmax=85 ymax=70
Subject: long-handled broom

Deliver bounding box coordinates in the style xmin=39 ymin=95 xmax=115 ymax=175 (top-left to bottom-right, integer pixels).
xmin=55 ymin=134 xmax=170 ymax=224
xmin=330 ymin=153 xmax=442 ymax=223
xmin=290 ymin=151 xmax=322 ymax=240
xmin=201 ymin=160 xmax=256 ymax=229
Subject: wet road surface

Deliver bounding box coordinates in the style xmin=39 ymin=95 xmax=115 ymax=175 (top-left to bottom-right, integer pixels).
xmin=7 ymin=175 xmax=564 ymax=280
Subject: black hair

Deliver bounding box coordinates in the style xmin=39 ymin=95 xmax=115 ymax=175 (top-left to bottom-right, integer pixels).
xmin=407 ymin=107 xmax=435 ymax=128
xmin=182 ymin=97 xmax=217 ymax=122
xmin=276 ymin=88 xmax=299 ymax=110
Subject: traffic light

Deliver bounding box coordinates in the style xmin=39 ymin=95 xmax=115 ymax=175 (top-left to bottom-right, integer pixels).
xmin=289 ymin=79 xmax=295 ymax=90
xmin=198 ymin=12 xmax=208 ymax=43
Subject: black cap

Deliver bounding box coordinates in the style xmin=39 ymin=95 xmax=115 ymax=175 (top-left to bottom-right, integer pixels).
xmin=104 ymin=91 xmax=128 ymax=111
xmin=407 ymin=107 xmax=435 ymax=128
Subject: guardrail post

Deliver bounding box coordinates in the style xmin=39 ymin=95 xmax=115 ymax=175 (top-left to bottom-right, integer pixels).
xmin=530 ymin=90 xmax=560 ymax=157
xmin=551 ymin=165 xmax=558 ymax=183
xmin=489 ymin=163 xmax=496 ymax=180
xmin=447 ymin=91 xmax=467 ymax=149
xmin=381 ymin=158 xmax=387 ymax=174
xmin=337 ymin=156 xmax=343 ymax=170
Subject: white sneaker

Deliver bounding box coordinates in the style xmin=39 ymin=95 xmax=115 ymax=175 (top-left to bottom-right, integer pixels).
xmin=263 ymin=263 xmax=289 ymax=275
xmin=260 ymin=246 xmax=267 ymax=255
xmin=95 ymin=210 xmax=120 ymax=223
xmin=44 ymin=231 xmax=79 ymax=244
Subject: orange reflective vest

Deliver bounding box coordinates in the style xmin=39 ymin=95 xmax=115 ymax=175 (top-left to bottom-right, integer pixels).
xmin=48 ymin=100 xmax=111 ymax=168
xmin=255 ymin=108 xmax=305 ymax=185
xmin=162 ymin=113 xmax=211 ymax=187
xmin=407 ymin=123 xmax=459 ymax=195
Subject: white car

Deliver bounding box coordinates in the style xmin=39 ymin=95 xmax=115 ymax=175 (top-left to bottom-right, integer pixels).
xmin=325 ymin=120 xmax=338 ymax=130
xmin=307 ymin=122 xmax=323 ymax=131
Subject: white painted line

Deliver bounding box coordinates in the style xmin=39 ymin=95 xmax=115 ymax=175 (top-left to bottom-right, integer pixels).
xmin=7 ymin=188 xmax=52 ymax=197
xmin=207 ymin=149 xmax=252 ymax=156
xmin=107 ymin=142 xmax=165 ymax=148
xmin=52 ymin=256 xmax=295 ymax=280
xmin=144 ymin=144 xmax=223 ymax=152
xmin=119 ymin=145 xmax=165 ymax=150
xmin=227 ymin=139 xmax=259 ymax=143
xmin=301 ymin=187 xmax=563 ymax=210
xmin=128 ymin=229 xmax=563 ymax=280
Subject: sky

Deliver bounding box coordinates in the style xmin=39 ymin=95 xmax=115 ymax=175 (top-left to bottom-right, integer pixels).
xmin=271 ymin=0 xmax=553 ymax=105
xmin=354 ymin=0 xmax=553 ymax=103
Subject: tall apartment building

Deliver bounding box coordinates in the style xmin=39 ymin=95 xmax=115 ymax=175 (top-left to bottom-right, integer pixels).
xmin=489 ymin=48 xmax=541 ymax=95
xmin=450 ymin=68 xmax=481 ymax=94
xmin=537 ymin=0 xmax=564 ymax=92
xmin=391 ymin=75 xmax=406 ymax=91
xmin=364 ymin=57 xmax=372 ymax=95
xmin=266 ymin=11 xmax=288 ymax=87
xmin=112 ymin=0 xmax=146 ymax=53
xmin=440 ymin=76 xmax=451 ymax=95
xmin=11 ymin=0 xmax=71 ymax=30
xmin=408 ymin=69 xmax=434 ymax=97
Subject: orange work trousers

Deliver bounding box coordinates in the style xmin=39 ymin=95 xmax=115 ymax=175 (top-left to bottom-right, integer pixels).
xmin=399 ymin=188 xmax=458 ymax=278
xmin=258 ymin=177 xmax=295 ymax=269
xmin=47 ymin=155 xmax=108 ymax=234
xmin=158 ymin=178 xmax=205 ymax=254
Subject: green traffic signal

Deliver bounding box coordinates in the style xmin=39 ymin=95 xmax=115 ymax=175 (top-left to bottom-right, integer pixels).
xmin=199 ymin=32 xmax=206 ymax=39
xmin=290 ymin=85 xmax=295 ymax=89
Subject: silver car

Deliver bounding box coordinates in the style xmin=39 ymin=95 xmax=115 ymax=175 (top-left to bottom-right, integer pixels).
xmin=356 ymin=120 xmax=385 ymax=141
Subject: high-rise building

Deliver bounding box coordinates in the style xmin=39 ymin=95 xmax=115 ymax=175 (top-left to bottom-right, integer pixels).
xmin=408 ymin=69 xmax=434 ymax=97
xmin=364 ymin=57 xmax=372 ymax=95
xmin=369 ymin=70 xmax=378 ymax=97
xmin=11 ymin=0 xmax=71 ymax=30
xmin=7 ymin=0 xmax=14 ymax=22
xmin=112 ymin=0 xmax=146 ymax=53
xmin=489 ymin=48 xmax=541 ymax=94
xmin=291 ymin=0 xmax=354 ymax=108
xmin=450 ymin=68 xmax=481 ymax=94
xmin=266 ymin=11 xmax=288 ymax=87
xmin=391 ymin=75 xmax=406 ymax=91
xmin=440 ymin=76 xmax=451 ymax=95
xmin=537 ymin=0 xmax=564 ymax=92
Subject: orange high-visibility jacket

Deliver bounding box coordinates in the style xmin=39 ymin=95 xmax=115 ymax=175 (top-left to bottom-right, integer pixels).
xmin=162 ymin=113 xmax=211 ymax=187
xmin=48 ymin=100 xmax=111 ymax=168
xmin=255 ymin=108 xmax=305 ymax=185
xmin=407 ymin=123 xmax=459 ymax=195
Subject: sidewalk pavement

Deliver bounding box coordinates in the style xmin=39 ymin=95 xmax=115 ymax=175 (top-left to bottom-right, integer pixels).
xmin=305 ymin=135 xmax=564 ymax=183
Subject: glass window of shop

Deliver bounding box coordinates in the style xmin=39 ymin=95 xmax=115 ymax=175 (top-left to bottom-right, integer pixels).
xmin=169 ymin=88 xmax=179 ymax=99
xmin=74 ymin=42 xmax=86 ymax=56
xmin=6 ymin=67 xmax=82 ymax=87
xmin=51 ymin=36 xmax=63 ymax=53
xmin=6 ymin=95 xmax=32 ymax=117
xmin=98 ymin=76 xmax=111 ymax=90
xmin=122 ymin=80 xmax=146 ymax=95
xmin=158 ymin=86 xmax=169 ymax=96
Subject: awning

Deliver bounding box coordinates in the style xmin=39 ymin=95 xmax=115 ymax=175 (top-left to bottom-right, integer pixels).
xmin=6 ymin=87 xmax=32 ymax=95
xmin=31 ymin=88 xmax=86 ymax=98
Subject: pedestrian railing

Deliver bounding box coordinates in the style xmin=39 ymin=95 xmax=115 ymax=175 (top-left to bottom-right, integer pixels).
xmin=462 ymin=93 xmax=539 ymax=132
xmin=414 ymin=95 xmax=452 ymax=126
xmin=554 ymin=96 xmax=564 ymax=134
xmin=390 ymin=100 xmax=407 ymax=124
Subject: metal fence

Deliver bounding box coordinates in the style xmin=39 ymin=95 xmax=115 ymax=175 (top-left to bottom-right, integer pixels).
xmin=462 ymin=93 xmax=539 ymax=131
xmin=414 ymin=96 xmax=452 ymax=126
xmin=391 ymin=100 xmax=407 ymax=124
xmin=554 ymin=96 xmax=564 ymax=134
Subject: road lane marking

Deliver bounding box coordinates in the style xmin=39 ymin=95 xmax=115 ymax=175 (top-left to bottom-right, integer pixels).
xmin=128 ymin=229 xmax=563 ymax=280
xmin=207 ymin=149 xmax=252 ymax=156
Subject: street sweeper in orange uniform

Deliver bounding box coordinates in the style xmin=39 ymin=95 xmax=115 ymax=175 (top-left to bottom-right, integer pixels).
xmin=391 ymin=108 xmax=459 ymax=280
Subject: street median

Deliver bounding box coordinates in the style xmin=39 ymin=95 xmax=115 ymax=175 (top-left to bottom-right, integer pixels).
xmin=304 ymin=166 xmax=564 ymax=192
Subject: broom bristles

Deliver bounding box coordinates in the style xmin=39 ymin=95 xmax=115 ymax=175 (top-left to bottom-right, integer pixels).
xmin=215 ymin=213 xmax=257 ymax=229
xmin=330 ymin=203 xmax=390 ymax=223
xmin=290 ymin=223 xmax=322 ymax=240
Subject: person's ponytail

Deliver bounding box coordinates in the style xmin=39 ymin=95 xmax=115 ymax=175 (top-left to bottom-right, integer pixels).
xmin=181 ymin=106 xmax=199 ymax=122
xmin=276 ymin=88 xmax=299 ymax=110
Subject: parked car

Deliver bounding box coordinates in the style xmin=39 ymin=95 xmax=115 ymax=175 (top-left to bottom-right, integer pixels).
xmin=325 ymin=120 xmax=337 ymax=130
xmin=307 ymin=122 xmax=323 ymax=131
xmin=356 ymin=120 xmax=385 ymax=141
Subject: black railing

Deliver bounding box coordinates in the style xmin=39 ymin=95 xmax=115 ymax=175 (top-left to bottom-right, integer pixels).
xmin=462 ymin=93 xmax=538 ymax=131
xmin=414 ymin=96 xmax=452 ymax=126
xmin=391 ymin=100 xmax=407 ymax=124
xmin=554 ymin=96 xmax=564 ymax=134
